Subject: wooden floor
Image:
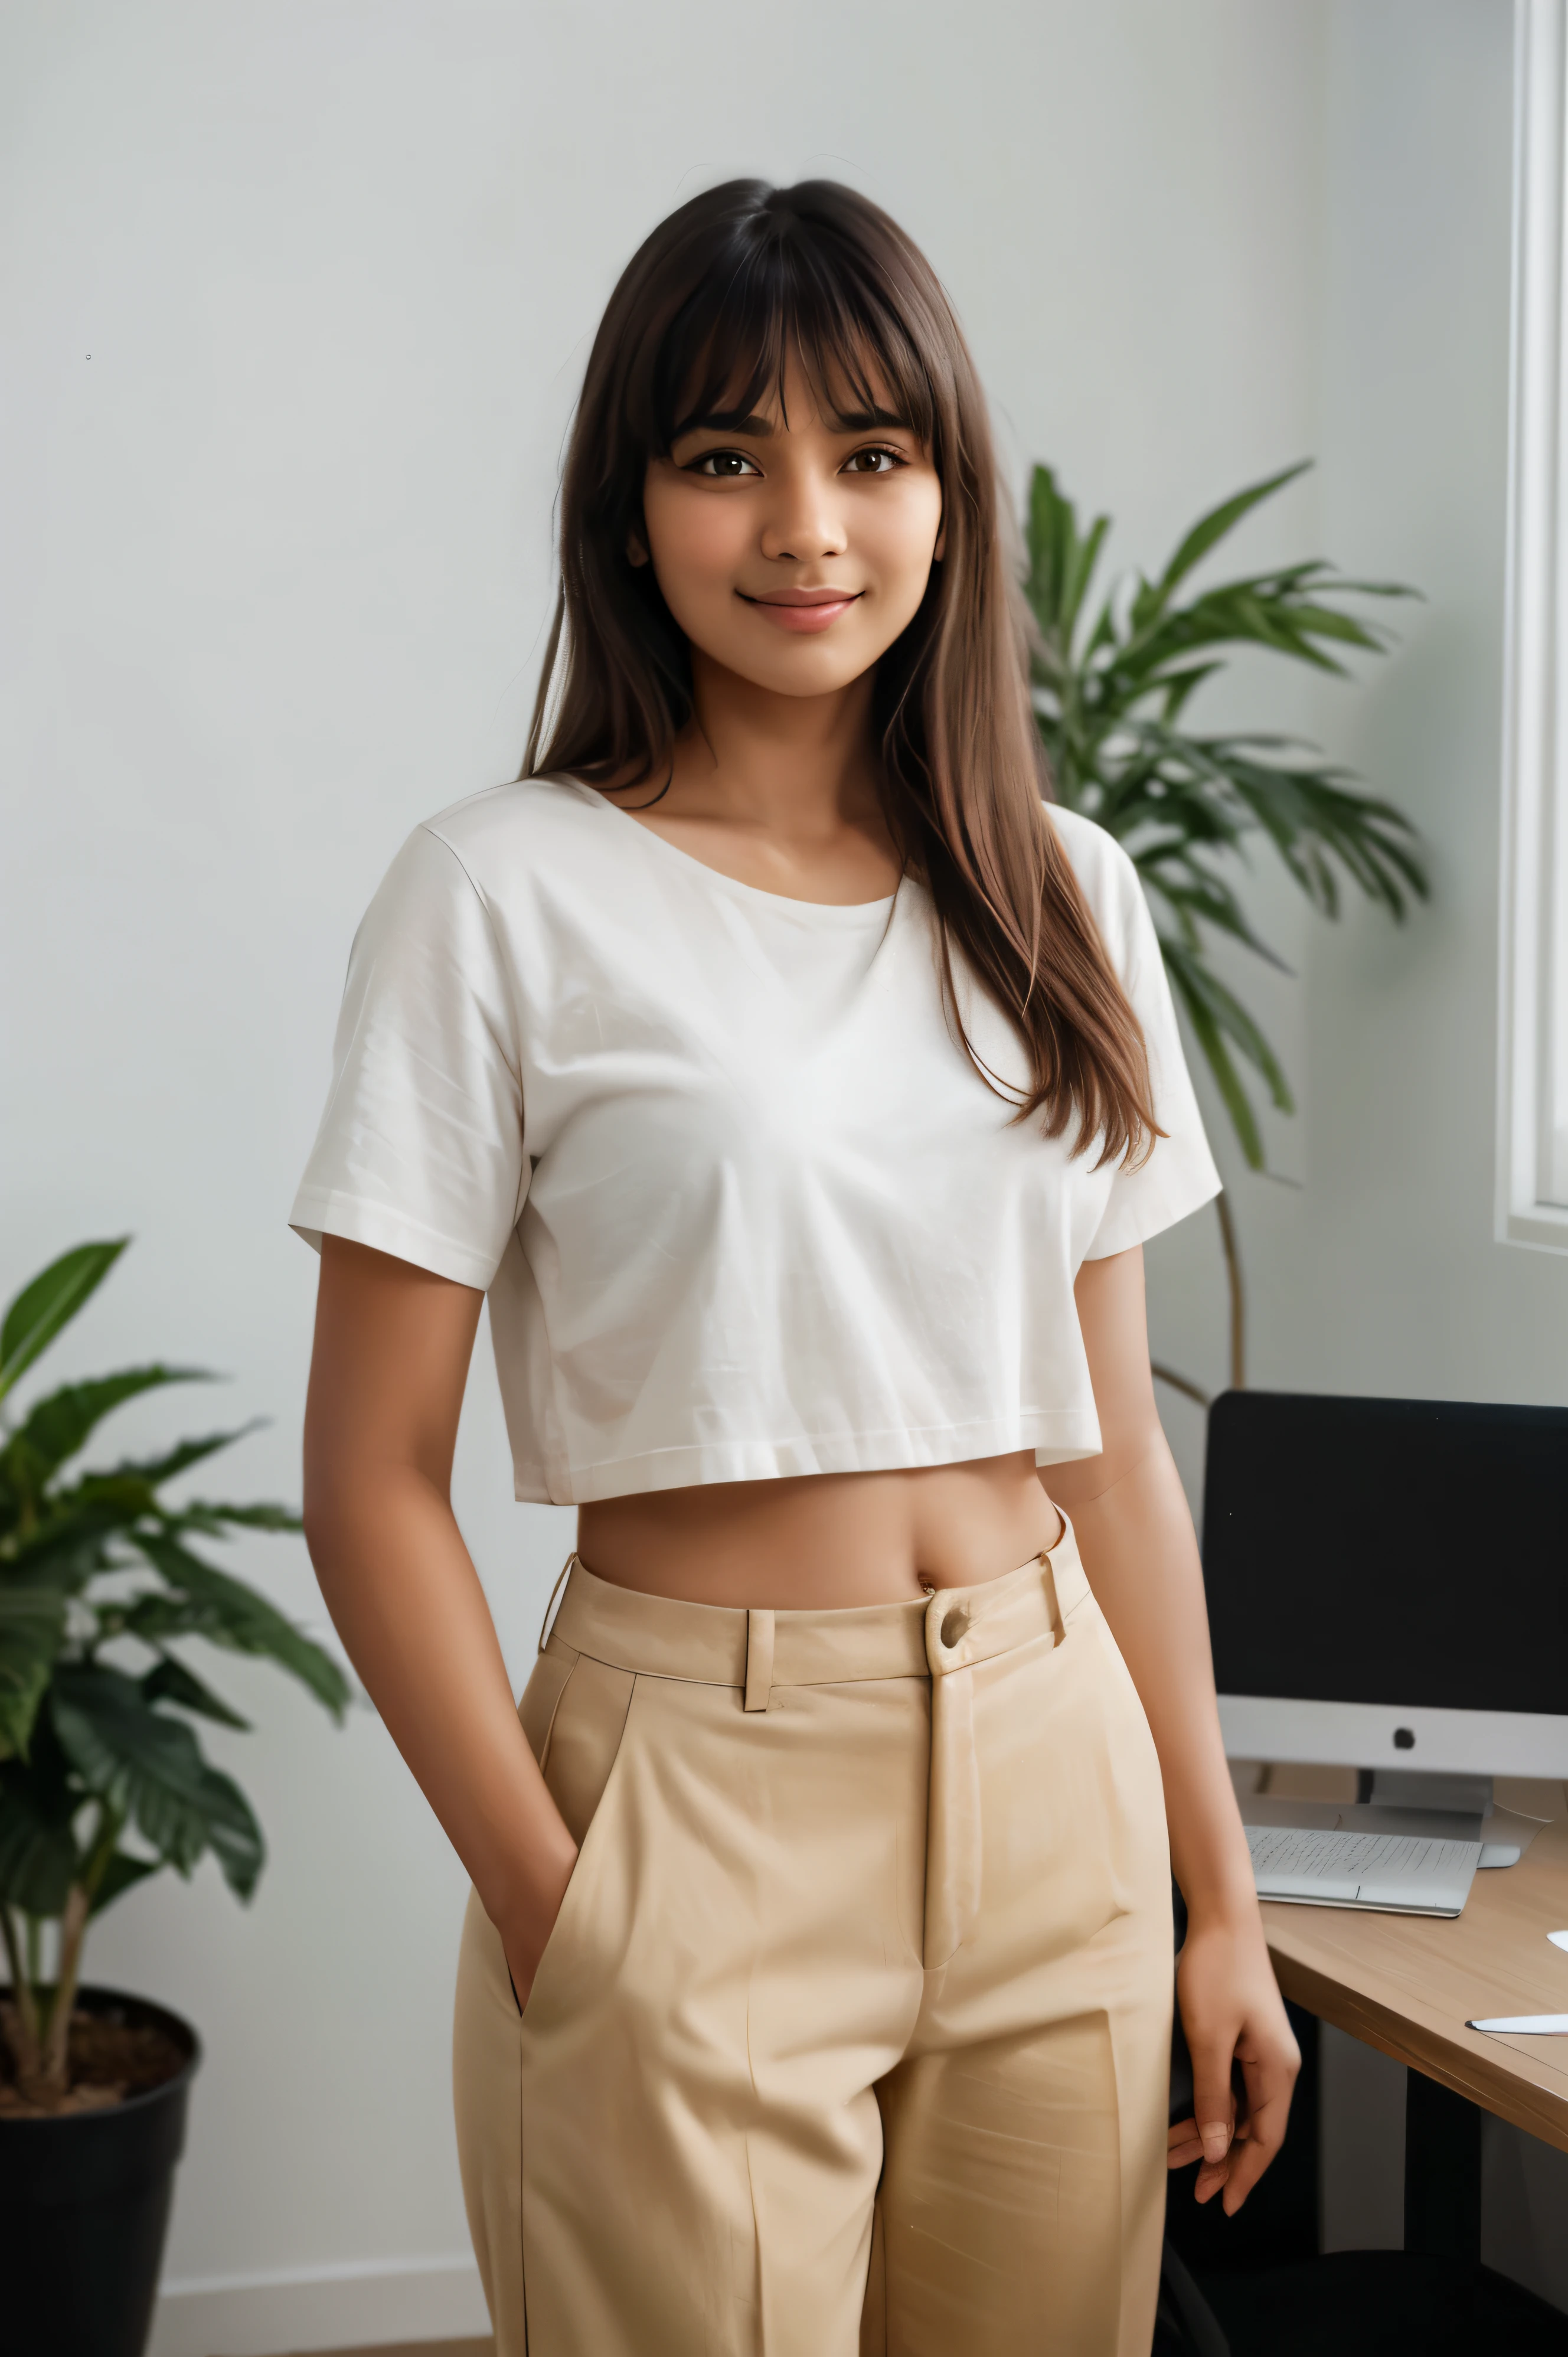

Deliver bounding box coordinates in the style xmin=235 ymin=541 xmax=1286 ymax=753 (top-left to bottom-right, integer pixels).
xmin=286 ymin=2343 xmax=491 ymax=2356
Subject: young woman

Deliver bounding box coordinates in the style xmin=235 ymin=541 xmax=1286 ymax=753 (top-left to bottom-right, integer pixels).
xmin=295 ymin=180 xmax=1298 ymax=2357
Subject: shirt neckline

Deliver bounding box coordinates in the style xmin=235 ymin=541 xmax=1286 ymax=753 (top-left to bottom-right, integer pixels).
xmin=561 ymin=775 xmax=900 ymax=925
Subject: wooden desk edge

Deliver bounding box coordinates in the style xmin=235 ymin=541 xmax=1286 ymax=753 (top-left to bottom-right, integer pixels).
xmin=1268 ymin=1941 xmax=1568 ymax=2159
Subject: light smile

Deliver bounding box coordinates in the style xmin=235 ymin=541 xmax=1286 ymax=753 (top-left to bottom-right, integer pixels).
xmin=739 ymin=587 xmax=864 ymax=635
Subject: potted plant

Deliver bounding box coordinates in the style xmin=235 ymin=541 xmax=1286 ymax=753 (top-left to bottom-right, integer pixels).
xmin=1024 ymin=462 xmax=1429 ymax=1396
xmin=0 ymin=1238 xmax=348 ymax=2357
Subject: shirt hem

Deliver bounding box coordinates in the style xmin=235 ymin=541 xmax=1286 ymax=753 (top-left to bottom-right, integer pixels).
xmin=511 ymin=1412 xmax=1105 ymax=1507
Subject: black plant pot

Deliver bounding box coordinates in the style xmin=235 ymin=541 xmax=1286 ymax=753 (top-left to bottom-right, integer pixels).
xmin=0 ymin=1986 xmax=200 ymax=2357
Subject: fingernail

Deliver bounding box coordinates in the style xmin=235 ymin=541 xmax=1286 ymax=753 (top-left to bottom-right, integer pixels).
xmin=1201 ymin=2123 xmax=1231 ymax=2162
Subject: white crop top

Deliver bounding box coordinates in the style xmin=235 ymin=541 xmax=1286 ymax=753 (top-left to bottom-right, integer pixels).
xmin=290 ymin=776 xmax=1220 ymax=1504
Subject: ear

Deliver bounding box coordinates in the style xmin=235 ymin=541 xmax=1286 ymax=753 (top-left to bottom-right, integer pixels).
xmin=626 ymin=526 xmax=649 ymax=568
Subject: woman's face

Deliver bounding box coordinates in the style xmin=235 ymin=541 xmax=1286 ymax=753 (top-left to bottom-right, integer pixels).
xmin=638 ymin=357 xmax=945 ymax=700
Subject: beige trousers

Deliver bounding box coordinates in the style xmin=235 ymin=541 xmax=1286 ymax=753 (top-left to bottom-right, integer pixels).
xmin=453 ymin=1522 xmax=1172 ymax=2357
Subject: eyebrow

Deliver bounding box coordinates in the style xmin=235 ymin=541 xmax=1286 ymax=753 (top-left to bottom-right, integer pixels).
xmin=671 ymin=404 xmax=916 ymax=442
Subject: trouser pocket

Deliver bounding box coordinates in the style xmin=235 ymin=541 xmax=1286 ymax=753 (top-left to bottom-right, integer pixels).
xmin=533 ymin=1648 xmax=635 ymax=1847
xmin=488 ymin=1646 xmax=637 ymax=2021
xmin=514 ymin=1650 xmax=636 ymax=2033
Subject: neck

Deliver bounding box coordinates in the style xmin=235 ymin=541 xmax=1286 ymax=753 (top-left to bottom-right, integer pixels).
xmin=672 ymin=651 xmax=881 ymax=837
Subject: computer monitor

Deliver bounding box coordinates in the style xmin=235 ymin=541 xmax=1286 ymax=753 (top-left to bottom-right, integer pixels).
xmin=1203 ymin=1390 xmax=1568 ymax=1779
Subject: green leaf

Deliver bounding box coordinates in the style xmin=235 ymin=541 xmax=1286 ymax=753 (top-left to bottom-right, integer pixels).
xmin=1166 ymin=970 xmax=1266 ymax=1170
xmin=1161 ymin=937 xmax=1296 ymax=1170
xmin=165 ymin=1495 xmax=301 ymax=1536
xmin=197 ymin=1762 xmax=266 ymax=1899
xmin=1157 ymin=662 xmax=1226 ymax=724
xmin=0 ymin=1760 xmax=80 ymax=1915
xmin=1 ymin=1368 xmax=213 ymax=1490
xmin=1154 ymin=462 xmax=1312 ymax=605
xmin=50 ymin=1664 xmax=263 ymax=1885
xmin=107 ymin=1428 xmax=261 ymax=1491
xmin=132 ymin=1532 xmax=349 ymax=1719
xmin=1042 ymin=453 xmax=1423 ymax=1174
xmin=0 ymin=1242 xmax=128 ymax=1404
xmin=90 ymin=1849 xmax=162 ymax=1917
xmin=0 ymin=1588 xmax=68 ymax=1760
xmin=4 ymin=1497 xmax=140 ymax=1593
xmin=142 ymin=1654 xmax=251 ymax=1731
xmin=1024 ymin=466 xmax=1112 ymax=656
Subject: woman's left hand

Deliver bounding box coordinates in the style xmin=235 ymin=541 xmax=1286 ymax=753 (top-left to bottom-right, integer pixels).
xmin=1167 ymin=1906 xmax=1301 ymax=2214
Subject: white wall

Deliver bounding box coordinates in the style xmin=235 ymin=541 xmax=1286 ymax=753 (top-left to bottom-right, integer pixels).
xmin=15 ymin=1 xmax=1541 ymax=2347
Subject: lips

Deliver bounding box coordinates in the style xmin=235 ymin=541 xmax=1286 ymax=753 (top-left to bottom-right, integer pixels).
xmin=741 ymin=587 xmax=863 ymax=635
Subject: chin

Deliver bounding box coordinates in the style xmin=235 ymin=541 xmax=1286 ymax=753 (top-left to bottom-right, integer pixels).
xmin=752 ymin=663 xmax=871 ymax=699
xmin=721 ymin=636 xmax=883 ymax=697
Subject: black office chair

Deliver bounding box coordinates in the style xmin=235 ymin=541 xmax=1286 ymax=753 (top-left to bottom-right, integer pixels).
xmin=1158 ymin=1886 xmax=1568 ymax=2356
xmin=1155 ymin=2243 xmax=1229 ymax=2357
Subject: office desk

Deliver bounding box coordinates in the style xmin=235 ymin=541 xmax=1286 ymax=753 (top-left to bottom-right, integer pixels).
xmin=1260 ymin=1804 xmax=1568 ymax=2258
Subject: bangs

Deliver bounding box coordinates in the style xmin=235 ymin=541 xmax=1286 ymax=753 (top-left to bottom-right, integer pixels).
xmin=646 ymin=223 xmax=937 ymax=453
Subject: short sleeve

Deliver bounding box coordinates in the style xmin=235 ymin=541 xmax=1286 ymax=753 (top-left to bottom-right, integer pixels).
xmin=1072 ymin=822 xmax=1223 ymax=1261
xmin=289 ymin=825 xmax=525 ymax=1290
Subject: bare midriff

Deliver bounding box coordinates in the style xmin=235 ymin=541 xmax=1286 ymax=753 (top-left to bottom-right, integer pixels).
xmin=575 ymin=1448 xmax=1066 ymax=1610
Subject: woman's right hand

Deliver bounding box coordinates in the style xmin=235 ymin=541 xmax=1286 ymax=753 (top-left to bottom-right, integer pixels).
xmin=499 ymin=1830 xmax=579 ymax=2012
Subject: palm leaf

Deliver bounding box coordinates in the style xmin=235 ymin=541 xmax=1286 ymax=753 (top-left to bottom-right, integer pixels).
xmin=1159 ymin=939 xmax=1296 ymax=1173
xmin=1024 ymin=467 xmax=1111 ymax=656
xmin=1118 ymin=723 xmax=1427 ymax=922
xmin=1209 ymin=745 xmax=1428 ymax=918
xmin=1148 ymin=462 xmax=1312 ymax=606
xmin=1028 ymin=461 xmax=1424 ymax=1174
xmin=1108 ymin=574 xmax=1404 ymax=692
xmin=1139 ymin=864 xmax=1289 ymax=970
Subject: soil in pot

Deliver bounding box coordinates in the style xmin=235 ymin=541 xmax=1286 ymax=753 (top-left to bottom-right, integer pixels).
xmin=0 ymin=1996 xmax=188 ymax=2114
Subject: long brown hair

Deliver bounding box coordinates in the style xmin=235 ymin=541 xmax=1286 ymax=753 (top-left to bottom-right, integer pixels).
xmin=525 ymin=178 xmax=1156 ymax=1166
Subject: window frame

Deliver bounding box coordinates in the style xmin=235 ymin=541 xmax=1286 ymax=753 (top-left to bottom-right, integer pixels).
xmin=1499 ymin=0 xmax=1568 ymax=1251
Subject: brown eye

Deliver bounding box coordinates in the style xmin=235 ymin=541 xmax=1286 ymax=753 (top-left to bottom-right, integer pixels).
xmin=690 ymin=449 xmax=760 ymax=478
xmin=843 ymin=446 xmax=904 ymax=475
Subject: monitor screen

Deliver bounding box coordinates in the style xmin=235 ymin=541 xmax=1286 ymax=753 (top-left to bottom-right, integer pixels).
xmin=1201 ymin=1391 xmax=1568 ymax=1718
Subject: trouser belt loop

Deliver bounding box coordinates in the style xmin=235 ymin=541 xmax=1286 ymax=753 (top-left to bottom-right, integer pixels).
xmin=537 ymin=1554 xmax=576 ymax=1656
xmin=744 ymin=1609 xmax=775 ymax=1712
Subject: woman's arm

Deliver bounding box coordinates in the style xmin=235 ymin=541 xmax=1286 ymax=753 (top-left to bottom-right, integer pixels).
xmin=302 ymin=1236 xmax=577 ymax=2005
xmin=1044 ymin=1243 xmax=1299 ymax=2215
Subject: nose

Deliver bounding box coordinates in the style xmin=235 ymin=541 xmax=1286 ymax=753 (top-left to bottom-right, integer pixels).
xmin=758 ymin=466 xmax=847 ymax=563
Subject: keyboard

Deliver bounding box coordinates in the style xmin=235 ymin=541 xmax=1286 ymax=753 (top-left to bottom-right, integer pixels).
xmin=1245 ymin=1821 xmax=1480 ymax=1917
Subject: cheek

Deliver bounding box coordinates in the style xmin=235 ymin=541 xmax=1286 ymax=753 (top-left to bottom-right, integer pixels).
xmin=864 ymin=481 xmax=945 ymax=612
xmin=642 ymin=489 xmax=747 ymax=606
